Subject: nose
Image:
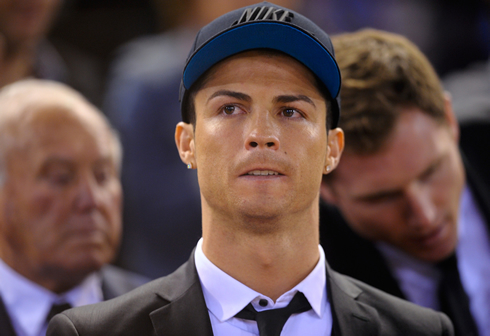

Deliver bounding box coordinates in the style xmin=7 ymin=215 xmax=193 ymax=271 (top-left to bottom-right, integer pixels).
xmin=405 ymin=183 xmax=437 ymax=229
xmin=74 ymin=176 xmax=100 ymax=212
xmin=245 ymin=111 xmax=280 ymax=150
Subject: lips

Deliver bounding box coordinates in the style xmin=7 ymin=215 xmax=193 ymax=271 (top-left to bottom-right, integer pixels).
xmin=411 ymin=223 xmax=446 ymax=247
xmin=246 ymin=170 xmax=280 ymax=176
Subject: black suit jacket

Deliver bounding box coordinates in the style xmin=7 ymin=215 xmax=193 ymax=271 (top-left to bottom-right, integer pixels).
xmin=0 ymin=265 xmax=148 ymax=336
xmin=319 ymin=121 xmax=490 ymax=335
xmin=47 ymin=252 xmax=453 ymax=336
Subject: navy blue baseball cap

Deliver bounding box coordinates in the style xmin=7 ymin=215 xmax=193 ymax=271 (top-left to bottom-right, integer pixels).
xmin=179 ymin=1 xmax=341 ymax=128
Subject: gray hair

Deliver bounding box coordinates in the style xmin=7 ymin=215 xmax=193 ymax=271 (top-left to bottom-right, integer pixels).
xmin=0 ymin=79 xmax=122 ymax=187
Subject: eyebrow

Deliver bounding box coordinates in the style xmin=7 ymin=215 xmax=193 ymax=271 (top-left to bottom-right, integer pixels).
xmin=355 ymin=189 xmax=404 ymax=203
xmin=274 ymin=94 xmax=316 ymax=108
xmin=354 ymin=155 xmax=446 ymax=202
xmin=40 ymin=156 xmax=116 ymax=170
xmin=207 ymin=90 xmax=251 ymax=103
xmin=207 ymin=91 xmax=316 ymax=109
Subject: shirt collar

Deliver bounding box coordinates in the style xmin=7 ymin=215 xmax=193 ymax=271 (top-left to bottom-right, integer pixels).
xmin=0 ymin=258 xmax=103 ymax=336
xmin=194 ymin=238 xmax=327 ymax=322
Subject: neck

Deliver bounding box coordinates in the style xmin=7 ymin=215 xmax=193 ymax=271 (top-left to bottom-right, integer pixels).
xmin=201 ymin=201 xmax=321 ymax=301
xmin=0 ymin=249 xmax=88 ymax=294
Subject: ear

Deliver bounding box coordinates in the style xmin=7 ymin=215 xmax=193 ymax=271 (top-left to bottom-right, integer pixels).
xmin=175 ymin=122 xmax=196 ymax=169
xmin=323 ymin=127 xmax=344 ymax=174
xmin=443 ymin=92 xmax=460 ymax=143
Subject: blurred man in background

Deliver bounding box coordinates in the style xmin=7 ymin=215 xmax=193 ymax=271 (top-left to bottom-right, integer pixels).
xmin=320 ymin=29 xmax=490 ymax=336
xmin=0 ymin=79 xmax=147 ymax=336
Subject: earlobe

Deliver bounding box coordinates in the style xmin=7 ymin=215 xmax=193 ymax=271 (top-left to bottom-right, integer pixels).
xmin=175 ymin=122 xmax=196 ymax=169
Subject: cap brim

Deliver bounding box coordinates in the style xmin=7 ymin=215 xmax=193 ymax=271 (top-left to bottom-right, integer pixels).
xmin=183 ymin=21 xmax=341 ymax=101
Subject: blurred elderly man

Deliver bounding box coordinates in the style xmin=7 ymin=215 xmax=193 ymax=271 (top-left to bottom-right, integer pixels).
xmin=0 ymin=79 xmax=147 ymax=336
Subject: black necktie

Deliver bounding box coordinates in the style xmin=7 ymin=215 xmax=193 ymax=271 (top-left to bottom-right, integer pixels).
xmin=46 ymin=302 xmax=72 ymax=322
xmin=437 ymin=254 xmax=479 ymax=336
xmin=235 ymin=291 xmax=312 ymax=336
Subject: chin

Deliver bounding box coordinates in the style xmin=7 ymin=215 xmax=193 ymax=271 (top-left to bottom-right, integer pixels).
xmin=413 ymin=244 xmax=457 ymax=263
xmin=64 ymin=249 xmax=114 ymax=274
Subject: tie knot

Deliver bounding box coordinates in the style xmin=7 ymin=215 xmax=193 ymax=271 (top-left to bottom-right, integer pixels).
xmin=235 ymin=291 xmax=312 ymax=336
xmin=46 ymin=302 xmax=72 ymax=322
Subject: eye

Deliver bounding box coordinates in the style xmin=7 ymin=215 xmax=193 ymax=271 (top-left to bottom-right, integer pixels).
xmin=420 ymin=161 xmax=441 ymax=182
xmin=95 ymin=170 xmax=109 ymax=184
xmin=46 ymin=170 xmax=74 ymax=187
xmin=281 ymin=108 xmax=303 ymax=118
xmin=94 ymin=165 xmax=115 ymax=185
xmin=222 ymin=105 xmax=236 ymax=115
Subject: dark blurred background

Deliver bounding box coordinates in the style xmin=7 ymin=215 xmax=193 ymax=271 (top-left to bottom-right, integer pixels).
xmin=49 ymin=0 xmax=490 ymax=82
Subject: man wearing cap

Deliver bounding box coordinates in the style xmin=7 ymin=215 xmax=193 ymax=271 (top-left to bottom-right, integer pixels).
xmin=48 ymin=3 xmax=454 ymax=335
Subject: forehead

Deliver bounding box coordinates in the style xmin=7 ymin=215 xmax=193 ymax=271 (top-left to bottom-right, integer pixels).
xmin=10 ymin=104 xmax=115 ymax=165
xmin=334 ymin=109 xmax=454 ymax=194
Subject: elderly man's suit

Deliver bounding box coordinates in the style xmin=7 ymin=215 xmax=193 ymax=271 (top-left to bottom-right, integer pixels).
xmin=0 ymin=265 xmax=148 ymax=336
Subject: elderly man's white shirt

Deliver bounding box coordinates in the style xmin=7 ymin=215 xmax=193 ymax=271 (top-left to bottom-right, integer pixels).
xmin=195 ymin=238 xmax=333 ymax=335
xmin=0 ymin=259 xmax=102 ymax=336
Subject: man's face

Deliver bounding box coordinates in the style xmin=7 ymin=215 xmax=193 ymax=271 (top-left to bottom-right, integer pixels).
xmin=0 ymin=106 xmax=122 ymax=287
xmin=0 ymin=0 xmax=61 ymax=45
xmin=322 ymin=107 xmax=464 ymax=262
xmin=181 ymin=51 xmax=342 ymax=227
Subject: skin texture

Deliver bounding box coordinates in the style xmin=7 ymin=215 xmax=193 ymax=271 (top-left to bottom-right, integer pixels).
xmin=321 ymin=101 xmax=465 ymax=262
xmin=0 ymin=85 xmax=122 ymax=294
xmin=176 ymin=51 xmax=344 ymax=300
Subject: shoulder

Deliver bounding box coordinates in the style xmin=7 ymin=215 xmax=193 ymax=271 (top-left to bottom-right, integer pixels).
xmin=47 ymin=258 xmax=202 ymax=335
xmin=328 ymin=269 xmax=454 ymax=335
xmin=100 ymin=264 xmax=150 ymax=299
xmin=48 ymin=276 xmax=169 ymax=335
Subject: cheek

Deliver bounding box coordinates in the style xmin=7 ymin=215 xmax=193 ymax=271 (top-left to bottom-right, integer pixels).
xmin=3 ymin=192 xmax=62 ymax=255
xmin=195 ymin=123 xmax=239 ymax=174
xmin=293 ymin=130 xmax=327 ymax=183
xmin=102 ymin=183 xmax=123 ymax=240
xmin=344 ymin=204 xmax=405 ymax=241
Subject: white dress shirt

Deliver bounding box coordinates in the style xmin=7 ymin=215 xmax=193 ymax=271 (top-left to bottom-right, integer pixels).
xmin=457 ymin=185 xmax=490 ymax=336
xmin=378 ymin=185 xmax=490 ymax=336
xmin=194 ymin=238 xmax=333 ymax=335
xmin=0 ymin=259 xmax=103 ymax=336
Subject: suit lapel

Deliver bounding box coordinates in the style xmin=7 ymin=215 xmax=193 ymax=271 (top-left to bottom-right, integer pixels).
xmin=146 ymin=251 xmax=384 ymax=336
xmin=326 ymin=262 xmax=380 ymax=336
xmin=0 ymin=296 xmax=17 ymax=336
xmin=149 ymin=253 xmax=213 ymax=336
